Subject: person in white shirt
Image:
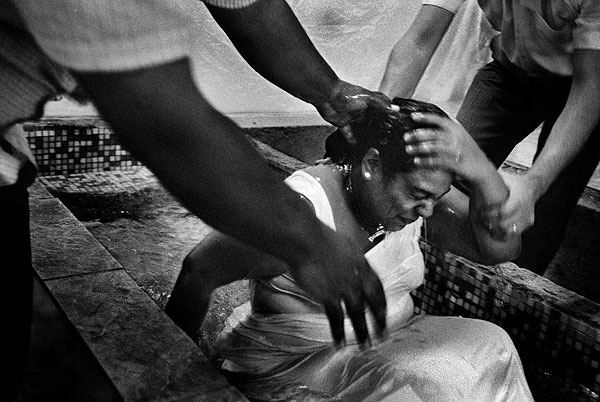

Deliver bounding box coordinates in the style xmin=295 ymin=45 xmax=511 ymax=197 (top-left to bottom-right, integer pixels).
xmin=380 ymin=0 xmax=600 ymax=276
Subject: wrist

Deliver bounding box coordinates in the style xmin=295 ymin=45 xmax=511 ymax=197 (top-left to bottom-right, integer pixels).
xmin=305 ymin=74 xmax=341 ymax=108
xmin=461 ymin=149 xmax=495 ymax=183
xmin=522 ymin=171 xmax=547 ymax=201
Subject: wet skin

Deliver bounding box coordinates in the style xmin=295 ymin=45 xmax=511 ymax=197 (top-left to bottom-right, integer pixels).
xmin=362 ymin=168 xmax=452 ymax=232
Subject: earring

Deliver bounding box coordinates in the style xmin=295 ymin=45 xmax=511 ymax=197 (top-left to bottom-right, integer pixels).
xmin=363 ymin=172 xmax=372 ymax=180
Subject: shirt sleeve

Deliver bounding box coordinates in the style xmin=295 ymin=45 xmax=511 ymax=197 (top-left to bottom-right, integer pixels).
xmin=202 ymin=0 xmax=259 ymax=8
xmin=13 ymin=0 xmax=195 ymax=72
xmin=573 ymin=0 xmax=600 ymax=50
xmin=422 ymin=0 xmax=466 ymax=14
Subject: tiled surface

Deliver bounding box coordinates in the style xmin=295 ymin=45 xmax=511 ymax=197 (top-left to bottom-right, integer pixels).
xmin=23 ymin=122 xmax=141 ymax=176
xmin=414 ymin=242 xmax=600 ymax=400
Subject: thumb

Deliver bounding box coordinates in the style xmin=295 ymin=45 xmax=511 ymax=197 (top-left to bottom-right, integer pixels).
xmin=339 ymin=126 xmax=356 ymax=145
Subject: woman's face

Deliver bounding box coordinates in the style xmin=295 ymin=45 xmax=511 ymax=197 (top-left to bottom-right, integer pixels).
xmin=367 ymin=168 xmax=452 ymax=231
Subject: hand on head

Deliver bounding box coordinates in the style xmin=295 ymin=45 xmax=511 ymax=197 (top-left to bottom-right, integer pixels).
xmin=403 ymin=113 xmax=490 ymax=183
xmin=315 ymin=80 xmax=398 ymax=144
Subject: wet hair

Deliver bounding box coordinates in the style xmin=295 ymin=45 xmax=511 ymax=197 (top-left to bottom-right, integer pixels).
xmin=325 ymin=97 xmax=448 ymax=177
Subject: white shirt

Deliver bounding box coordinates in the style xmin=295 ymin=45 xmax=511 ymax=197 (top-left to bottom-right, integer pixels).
xmin=0 ymin=0 xmax=258 ymax=186
xmin=423 ymin=0 xmax=600 ymax=76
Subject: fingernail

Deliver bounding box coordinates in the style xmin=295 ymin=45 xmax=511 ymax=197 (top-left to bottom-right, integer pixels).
xmin=390 ymin=104 xmax=400 ymax=112
xmin=413 ymin=157 xmax=421 ymax=165
xmin=405 ymin=145 xmax=413 ymax=153
xmin=411 ymin=112 xmax=423 ymax=119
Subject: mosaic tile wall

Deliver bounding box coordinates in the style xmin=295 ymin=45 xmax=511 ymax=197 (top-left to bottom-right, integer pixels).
xmin=23 ymin=122 xmax=141 ymax=176
xmin=415 ymin=240 xmax=600 ymax=401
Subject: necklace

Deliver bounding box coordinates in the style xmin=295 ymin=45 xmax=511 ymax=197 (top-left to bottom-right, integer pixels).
xmin=341 ymin=163 xmax=387 ymax=243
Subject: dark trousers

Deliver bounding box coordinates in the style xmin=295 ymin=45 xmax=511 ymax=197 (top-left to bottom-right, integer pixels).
xmin=456 ymin=56 xmax=600 ymax=274
xmin=1 ymin=184 xmax=33 ymax=400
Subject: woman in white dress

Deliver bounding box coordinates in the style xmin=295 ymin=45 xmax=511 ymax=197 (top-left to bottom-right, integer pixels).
xmin=166 ymin=98 xmax=534 ymax=401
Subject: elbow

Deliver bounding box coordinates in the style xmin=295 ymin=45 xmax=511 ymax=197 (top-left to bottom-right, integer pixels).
xmin=478 ymin=241 xmax=522 ymax=266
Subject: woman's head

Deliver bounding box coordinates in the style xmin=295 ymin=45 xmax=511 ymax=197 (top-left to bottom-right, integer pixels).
xmin=342 ymin=98 xmax=454 ymax=231
xmin=338 ymin=97 xmax=448 ymax=174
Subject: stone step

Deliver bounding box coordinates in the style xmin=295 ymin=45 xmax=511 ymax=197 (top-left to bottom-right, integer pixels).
xmin=29 ymin=182 xmax=248 ymax=402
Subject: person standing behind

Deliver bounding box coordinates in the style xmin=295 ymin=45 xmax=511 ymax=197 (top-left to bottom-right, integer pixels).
xmin=1 ymin=0 xmax=394 ymax=398
xmin=379 ymin=0 xmax=600 ymax=275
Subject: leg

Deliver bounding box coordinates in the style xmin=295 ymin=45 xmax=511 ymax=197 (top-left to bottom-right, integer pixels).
xmin=326 ymin=317 xmax=534 ymax=402
xmin=516 ymin=117 xmax=600 ymax=273
xmin=456 ymin=59 xmax=546 ymax=167
xmin=165 ymin=230 xmax=286 ymax=340
xmin=1 ymin=184 xmax=33 ymax=400
xmin=0 ymin=23 xmax=86 ymax=400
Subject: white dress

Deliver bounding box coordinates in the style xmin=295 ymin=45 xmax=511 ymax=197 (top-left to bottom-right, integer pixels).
xmin=211 ymin=171 xmax=534 ymax=402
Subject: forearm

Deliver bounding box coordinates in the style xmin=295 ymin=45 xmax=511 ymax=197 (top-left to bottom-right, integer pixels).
xmin=379 ymin=5 xmax=454 ymax=98
xmin=525 ymin=50 xmax=600 ymax=201
xmin=75 ymin=59 xmax=330 ymax=268
xmin=206 ymin=0 xmax=339 ymax=106
xmin=428 ymin=155 xmax=518 ymax=263
xmin=467 ymin=167 xmax=520 ymax=263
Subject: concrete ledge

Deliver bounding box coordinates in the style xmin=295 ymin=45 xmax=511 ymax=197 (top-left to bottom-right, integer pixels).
xmin=29 ymin=182 xmax=248 ymax=402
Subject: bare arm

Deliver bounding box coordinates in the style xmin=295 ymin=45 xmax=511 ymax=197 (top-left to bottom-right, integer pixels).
xmin=166 ymin=230 xmax=287 ymax=338
xmin=75 ymin=58 xmax=386 ymax=346
xmin=379 ymin=5 xmax=455 ymax=98
xmin=405 ymin=114 xmax=520 ymax=264
xmin=485 ymin=49 xmax=600 ymax=234
xmin=206 ymin=0 xmax=394 ymax=131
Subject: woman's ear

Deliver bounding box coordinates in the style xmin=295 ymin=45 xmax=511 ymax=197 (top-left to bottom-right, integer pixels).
xmin=361 ymin=148 xmax=383 ymax=181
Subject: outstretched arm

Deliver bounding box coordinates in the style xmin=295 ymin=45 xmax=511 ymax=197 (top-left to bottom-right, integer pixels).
xmin=484 ymin=49 xmax=600 ymax=234
xmin=405 ymin=114 xmax=521 ymax=264
xmin=379 ymin=4 xmax=456 ymax=98
xmin=206 ymin=0 xmax=395 ymax=135
xmin=75 ymin=58 xmax=386 ymax=347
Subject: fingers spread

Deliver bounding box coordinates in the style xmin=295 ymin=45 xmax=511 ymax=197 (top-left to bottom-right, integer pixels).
xmin=364 ymin=91 xmax=395 ymax=112
xmin=410 ymin=112 xmax=447 ymax=126
xmin=343 ymin=291 xmax=370 ymax=347
xmin=324 ymin=301 xmax=346 ymax=347
xmin=361 ymin=270 xmax=387 ymax=338
xmin=404 ymin=128 xmax=440 ymax=143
